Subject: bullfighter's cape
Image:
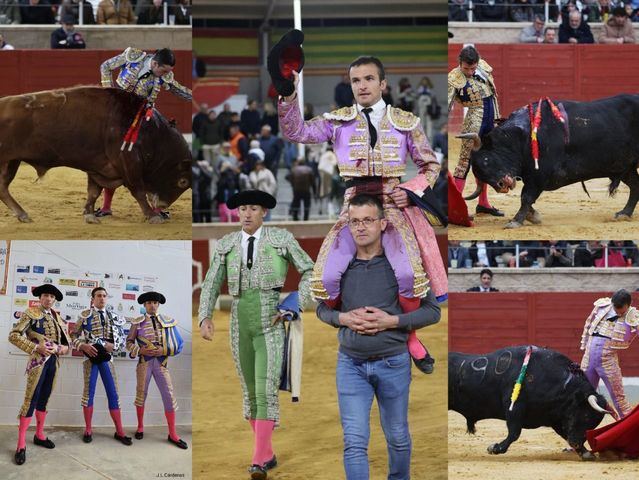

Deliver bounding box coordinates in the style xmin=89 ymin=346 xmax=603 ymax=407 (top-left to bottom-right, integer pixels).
xmin=587 ymin=403 xmax=639 ymax=457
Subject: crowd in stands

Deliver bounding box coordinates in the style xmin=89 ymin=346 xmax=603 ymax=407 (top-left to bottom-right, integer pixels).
xmin=0 ymin=0 xmax=190 ymax=26
xmin=449 ymin=240 xmax=639 ymax=268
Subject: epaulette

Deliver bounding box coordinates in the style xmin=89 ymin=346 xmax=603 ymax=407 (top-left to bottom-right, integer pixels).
xmin=24 ymin=307 xmax=44 ymax=320
xmin=124 ymin=47 xmax=146 ymax=63
xmin=478 ymin=58 xmax=493 ymax=73
xmin=625 ymin=307 xmax=639 ymax=327
xmin=448 ymin=67 xmax=467 ymax=90
xmin=79 ymin=309 xmax=92 ymax=319
xmin=323 ymin=105 xmax=357 ymax=122
xmin=129 ymin=315 xmax=146 ymax=325
xmin=215 ymin=231 xmax=241 ymax=255
xmin=264 ymin=227 xmax=294 ymax=248
xmin=161 ymin=71 xmax=175 ymax=83
xmin=157 ymin=315 xmax=177 ymax=327
xmin=387 ymin=105 xmax=419 ymax=131
xmin=594 ymin=297 xmax=611 ymax=307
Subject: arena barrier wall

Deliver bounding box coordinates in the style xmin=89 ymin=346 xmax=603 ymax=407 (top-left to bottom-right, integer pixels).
xmin=0 ymin=50 xmax=192 ymax=133
xmin=448 ymin=44 xmax=639 ymax=133
xmin=449 ymin=291 xmax=639 ymax=376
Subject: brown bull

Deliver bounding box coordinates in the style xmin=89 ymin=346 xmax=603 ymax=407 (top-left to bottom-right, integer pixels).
xmin=0 ymin=86 xmax=191 ymax=223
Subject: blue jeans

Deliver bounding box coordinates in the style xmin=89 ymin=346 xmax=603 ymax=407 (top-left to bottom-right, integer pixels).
xmin=336 ymin=351 xmax=412 ymax=480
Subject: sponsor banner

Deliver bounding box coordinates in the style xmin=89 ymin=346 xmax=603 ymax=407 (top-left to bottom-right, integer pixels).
xmin=59 ymin=279 xmax=75 ymax=286
xmin=33 ymin=266 xmax=44 ymax=273
xmin=144 ymin=277 xmax=156 ymax=283
xmin=65 ymin=301 xmax=87 ymax=311
xmin=17 ymin=276 xmax=38 ymax=283
xmin=127 ymin=276 xmax=142 ymax=281
xmin=142 ymin=285 xmax=154 ymax=292
xmin=65 ymin=290 xmax=79 ymax=296
xmin=122 ymin=293 xmax=136 ymax=300
xmin=28 ymin=300 xmax=40 ymax=308
xmin=77 ymin=280 xmax=98 ymax=289
xmin=14 ymin=298 xmax=27 ymax=306
xmin=125 ymin=284 xmax=139 ymax=291
xmin=43 ymin=277 xmax=53 ymax=283
xmin=16 ymin=285 xmax=27 ymax=294
xmin=16 ymin=265 xmax=30 ymax=273
xmin=47 ymin=268 xmax=60 ymax=274
xmin=108 ymin=283 xmax=121 ymax=289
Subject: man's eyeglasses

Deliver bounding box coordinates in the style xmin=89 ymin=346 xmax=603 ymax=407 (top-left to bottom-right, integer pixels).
xmin=348 ymin=217 xmax=381 ymax=228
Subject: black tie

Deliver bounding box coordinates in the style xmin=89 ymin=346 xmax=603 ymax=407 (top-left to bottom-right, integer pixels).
xmin=473 ymin=74 xmax=485 ymax=83
xmin=151 ymin=315 xmax=158 ymax=330
xmin=99 ymin=311 xmax=105 ymax=326
xmin=607 ymin=315 xmax=619 ymax=322
xmin=247 ymin=236 xmax=255 ymax=269
xmin=362 ymin=107 xmax=377 ymax=148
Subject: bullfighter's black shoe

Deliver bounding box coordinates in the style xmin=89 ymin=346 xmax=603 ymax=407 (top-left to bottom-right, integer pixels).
xmin=135 ymin=431 xmax=144 ymax=440
xmin=263 ymin=455 xmax=278 ymax=470
xmin=94 ymin=208 xmax=113 ymax=217
xmin=476 ymin=205 xmax=505 ymax=217
xmin=168 ymin=436 xmax=188 ymax=449
xmin=15 ymin=448 xmax=26 ymax=465
xmin=83 ymin=432 xmax=92 ymax=443
xmin=413 ymin=354 xmax=435 ymax=374
xmin=249 ymin=464 xmax=267 ymax=479
xmin=33 ymin=435 xmax=55 ymax=449
xmin=114 ymin=433 xmax=132 ymax=445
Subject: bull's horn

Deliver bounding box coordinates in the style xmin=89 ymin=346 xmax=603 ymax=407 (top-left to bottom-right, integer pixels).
xmin=587 ymin=395 xmax=611 ymax=415
xmin=456 ymin=132 xmax=482 ymax=151
xmin=464 ymin=181 xmax=483 ymax=201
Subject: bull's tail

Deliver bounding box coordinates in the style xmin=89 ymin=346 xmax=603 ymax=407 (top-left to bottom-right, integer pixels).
xmin=466 ymin=418 xmax=477 ymax=435
xmin=609 ymin=178 xmax=621 ymax=197
xmin=580 ymin=182 xmax=590 ymax=198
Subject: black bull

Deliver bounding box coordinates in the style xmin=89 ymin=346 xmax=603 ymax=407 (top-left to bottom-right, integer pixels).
xmin=449 ymin=346 xmax=613 ymax=459
xmin=461 ymin=94 xmax=639 ymax=228
xmin=0 ymin=86 xmax=191 ymax=223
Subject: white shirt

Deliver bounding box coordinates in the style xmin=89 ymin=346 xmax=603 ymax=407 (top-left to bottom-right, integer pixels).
xmin=241 ymin=226 xmax=263 ymax=266
xmin=476 ymin=242 xmax=489 ymax=267
xmin=356 ymin=97 xmax=386 ymax=133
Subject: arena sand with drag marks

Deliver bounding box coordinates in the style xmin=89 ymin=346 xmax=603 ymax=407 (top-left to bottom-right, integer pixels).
xmin=193 ymin=306 xmax=448 ymax=480
xmin=448 ymin=411 xmax=638 ymax=479
xmin=448 ymin=138 xmax=639 ymax=240
xmin=0 ymin=164 xmax=191 ymax=239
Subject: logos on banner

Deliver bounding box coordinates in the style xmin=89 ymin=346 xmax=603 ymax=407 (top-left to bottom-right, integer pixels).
xmin=29 ymin=300 xmax=40 ymax=308
xmin=16 ymin=285 xmax=27 ymax=294
xmin=142 ymin=285 xmax=154 ymax=292
xmin=18 ymin=276 xmax=38 ymax=282
xmin=108 ymin=283 xmax=121 ymax=290
xmin=122 ymin=293 xmax=136 ymax=300
xmin=78 ymin=280 xmax=98 ymax=288
xmin=48 ymin=268 xmax=61 ymax=274
xmin=14 ymin=298 xmax=27 ymax=306
xmin=65 ymin=302 xmax=87 ymax=311
xmin=127 ymin=276 xmax=142 ymax=281
xmin=144 ymin=277 xmax=156 ymax=283
xmin=65 ymin=290 xmax=79 ymax=297
xmin=44 ymin=277 xmax=53 ymax=284
xmin=59 ymin=279 xmax=75 ymax=286
xmin=16 ymin=265 xmax=30 ymax=273
xmin=33 ymin=266 xmax=44 ymax=273
xmin=125 ymin=284 xmax=139 ymax=291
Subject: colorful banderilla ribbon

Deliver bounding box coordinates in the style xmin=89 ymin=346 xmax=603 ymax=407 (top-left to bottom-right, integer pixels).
xmin=121 ymin=103 xmax=155 ymax=151
xmin=509 ymin=345 xmax=533 ymax=411
xmin=527 ymin=97 xmax=568 ymax=171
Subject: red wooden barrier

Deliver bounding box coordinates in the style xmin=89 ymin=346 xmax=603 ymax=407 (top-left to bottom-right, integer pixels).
xmin=449 ymin=291 xmax=639 ymax=376
xmin=447 ymin=44 xmax=639 ymax=133
xmin=0 ymin=50 xmax=192 ymax=133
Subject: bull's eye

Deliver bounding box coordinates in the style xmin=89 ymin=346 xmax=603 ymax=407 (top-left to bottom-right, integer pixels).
xmin=177 ymin=177 xmax=189 ymax=188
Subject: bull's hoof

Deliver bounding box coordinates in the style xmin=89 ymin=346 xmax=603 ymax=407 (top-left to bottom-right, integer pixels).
xmin=504 ymin=220 xmax=523 ymax=229
xmin=83 ymin=214 xmax=101 ymax=224
xmin=613 ymin=212 xmax=632 ymax=221
xmin=148 ymin=215 xmax=166 ymax=224
xmin=487 ymin=443 xmax=500 ymax=455
xmin=580 ymin=451 xmax=596 ymax=461
xmin=17 ymin=214 xmax=32 ymax=223
xmin=525 ymin=210 xmax=542 ymax=224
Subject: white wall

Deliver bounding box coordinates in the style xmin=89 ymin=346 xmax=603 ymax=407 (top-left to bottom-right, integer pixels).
xmin=0 ymin=241 xmax=192 ymax=427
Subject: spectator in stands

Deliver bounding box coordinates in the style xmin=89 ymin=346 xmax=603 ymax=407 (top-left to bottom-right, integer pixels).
xmin=470 ymin=241 xmax=503 ymax=267
xmin=467 ymin=269 xmax=500 ymax=292
xmin=217 ymin=102 xmax=234 ymax=138
xmin=288 ymin=158 xmax=314 ymax=221
xmin=200 ymin=110 xmax=223 ymax=164
xmin=560 ymin=0 xmax=591 ymax=22
xmin=59 ymin=0 xmax=95 ymax=25
xmin=334 ymin=74 xmax=354 ymax=108
xmin=449 ymin=0 xmax=468 ymax=21
xmin=599 ymin=6 xmax=636 ymax=43
xmin=625 ymin=4 xmax=639 ymax=22
xmin=475 ymin=0 xmax=508 ymax=21
xmin=1 ymin=0 xmax=21 ymax=24
xmin=192 ymin=103 xmax=208 ymax=148
xmin=543 ymin=26 xmax=557 ymax=43
xmin=502 ymin=241 xmax=543 ymax=267
xmin=605 ymin=240 xmax=639 ymax=266
xmin=0 ymin=32 xmax=15 ymax=49
xmin=559 ymin=10 xmax=594 ymax=43
xmin=544 ymin=241 xmax=571 ymax=267
xmin=397 ymin=77 xmax=416 ymax=113
xmin=318 ymin=144 xmax=338 ymax=217
xmin=588 ymin=0 xmax=614 ymax=23
xmin=228 ymin=122 xmax=248 ymax=163
xmin=510 ymin=0 xmax=537 ymax=22
xmin=382 ymin=84 xmax=394 ymax=106
xmin=259 ymin=125 xmax=282 ymax=178
xmin=261 ymin=101 xmax=279 ymax=136
xmin=137 ymin=0 xmax=164 ymax=24
xmin=20 ymin=0 xmax=55 ymax=24
xmin=573 ymin=240 xmax=597 ymax=267
xmin=433 ymin=123 xmax=448 ymax=159
xmin=193 ymin=51 xmax=206 ymax=78
xmin=97 ymin=0 xmax=135 ymax=25
xmin=520 ymin=14 xmax=546 ymax=43
xmin=240 ymin=100 xmax=261 ymax=138
xmin=173 ymin=0 xmax=190 ymax=25
xmin=50 ymin=15 xmax=86 ymax=49
xmin=192 ymin=158 xmax=213 ymax=223
xmin=216 ymin=163 xmax=240 ymax=222
xmin=448 ymin=240 xmax=471 ymax=269
xmin=214 ymin=142 xmax=237 ymax=173
xmin=249 ymin=161 xmax=277 ymax=221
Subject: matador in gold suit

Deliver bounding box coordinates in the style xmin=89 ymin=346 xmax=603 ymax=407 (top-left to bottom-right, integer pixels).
xmin=448 ymin=45 xmax=502 ymax=217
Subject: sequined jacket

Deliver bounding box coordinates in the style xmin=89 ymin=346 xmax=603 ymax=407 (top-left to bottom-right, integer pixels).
xmin=71 ymin=308 xmax=126 ymax=354
xmin=278 ymin=99 xmax=439 ymax=189
xmin=580 ymin=298 xmax=639 ymax=351
xmin=9 ymin=306 xmax=70 ymax=359
xmin=126 ymin=313 xmax=183 ymax=359
xmin=198 ymin=227 xmax=315 ymax=324
xmin=447 ymin=59 xmax=500 ymax=115
xmin=100 ymin=47 xmax=192 ymax=104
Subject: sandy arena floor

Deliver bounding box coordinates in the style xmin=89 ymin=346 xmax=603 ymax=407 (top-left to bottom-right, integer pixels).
xmin=193 ymin=306 xmax=448 ymax=480
xmin=0 ymin=164 xmax=191 ymax=240
xmin=448 ymin=412 xmax=638 ymax=480
xmin=448 ymin=137 xmax=639 ymax=240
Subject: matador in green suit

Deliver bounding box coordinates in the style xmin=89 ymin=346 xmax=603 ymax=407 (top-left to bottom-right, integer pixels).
xmin=198 ymin=190 xmax=314 ymax=480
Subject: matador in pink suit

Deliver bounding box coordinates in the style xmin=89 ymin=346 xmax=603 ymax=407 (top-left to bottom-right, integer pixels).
xmin=271 ymin=31 xmax=447 ymax=373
